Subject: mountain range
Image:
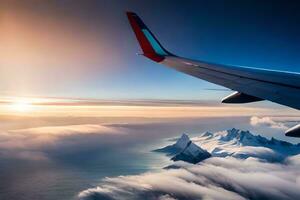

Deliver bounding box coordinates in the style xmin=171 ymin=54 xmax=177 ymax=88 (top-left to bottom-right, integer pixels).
xmin=155 ymin=128 xmax=300 ymax=163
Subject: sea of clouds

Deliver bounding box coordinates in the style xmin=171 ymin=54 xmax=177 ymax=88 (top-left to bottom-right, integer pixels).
xmin=76 ymin=116 xmax=300 ymax=200
xmin=1 ymin=116 xmax=300 ymax=200
xmin=78 ymin=156 xmax=300 ymax=200
xmin=0 ymin=124 xmax=129 ymax=161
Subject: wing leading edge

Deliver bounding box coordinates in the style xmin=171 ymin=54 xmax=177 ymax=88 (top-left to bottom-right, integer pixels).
xmin=126 ymin=12 xmax=300 ymax=137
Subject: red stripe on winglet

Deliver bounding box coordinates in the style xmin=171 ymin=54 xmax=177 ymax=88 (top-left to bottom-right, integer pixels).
xmin=126 ymin=12 xmax=164 ymax=62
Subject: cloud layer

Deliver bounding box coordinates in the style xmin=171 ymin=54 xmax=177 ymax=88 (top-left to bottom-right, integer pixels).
xmin=0 ymin=124 xmax=125 ymax=160
xmin=78 ymin=156 xmax=300 ymax=200
xmin=250 ymin=116 xmax=288 ymax=130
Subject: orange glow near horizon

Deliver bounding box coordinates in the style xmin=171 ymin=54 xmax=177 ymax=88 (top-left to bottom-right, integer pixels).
xmin=0 ymin=96 xmax=296 ymax=118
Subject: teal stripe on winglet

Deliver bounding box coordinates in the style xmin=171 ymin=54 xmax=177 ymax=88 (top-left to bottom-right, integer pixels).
xmin=142 ymin=29 xmax=167 ymax=55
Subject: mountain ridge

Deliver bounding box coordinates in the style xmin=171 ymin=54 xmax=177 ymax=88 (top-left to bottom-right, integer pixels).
xmin=155 ymin=128 xmax=300 ymax=163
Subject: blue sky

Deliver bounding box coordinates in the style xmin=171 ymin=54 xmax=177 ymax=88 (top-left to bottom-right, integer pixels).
xmin=1 ymin=0 xmax=300 ymax=100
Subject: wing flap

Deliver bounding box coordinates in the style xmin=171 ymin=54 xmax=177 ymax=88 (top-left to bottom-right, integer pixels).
xmin=222 ymin=92 xmax=263 ymax=103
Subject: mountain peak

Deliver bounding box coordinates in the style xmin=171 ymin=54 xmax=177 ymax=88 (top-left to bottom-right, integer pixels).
xmin=174 ymin=133 xmax=191 ymax=149
xmin=180 ymin=133 xmax=190 ymax=140
xmin=153 ymin=133 xmax=191 ymax=155
xmin=171 ymin=141 xmax=211 ymax=164
xmin=202 ymin=131 xmax=213 ymax=137
xmin=220 ymin=128 xmax=255 ymax=144
xmin=154 ymin=133 xmax=211 ymax=164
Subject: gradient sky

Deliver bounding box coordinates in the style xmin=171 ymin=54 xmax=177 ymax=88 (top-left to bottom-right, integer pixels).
xmin=1 ymin=0 xmax=300 ymax=101
xmin=2 ymin=3 xmax=300 ymax=199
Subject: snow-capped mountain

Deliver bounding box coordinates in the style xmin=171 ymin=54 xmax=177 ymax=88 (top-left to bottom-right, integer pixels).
xmin=194 ymin=128 xmax=300 ymax=162
xmin=171 ymin=140 xmax=211 ymax=164
xmin=154 ymin=134 xmax=211 ymax=164
xmin=154 ymin=133 xmax=191 ymax=155
xmin=156 ymin=128 xmax=300 ymax=163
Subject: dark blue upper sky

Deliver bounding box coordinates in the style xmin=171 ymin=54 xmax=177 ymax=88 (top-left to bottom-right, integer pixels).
xmin=2 ymin=0 xmax=300 ymax=100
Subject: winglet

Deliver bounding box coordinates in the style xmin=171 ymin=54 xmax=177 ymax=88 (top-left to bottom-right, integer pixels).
xmin=126 ymin=12 xmax=171 ymax=62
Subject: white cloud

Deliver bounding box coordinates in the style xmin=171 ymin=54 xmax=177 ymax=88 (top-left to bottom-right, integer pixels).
xmin=232 ymin=146 xmax=283 ymax=161
xmin=250 ymin=116 xmax=288 ymax=130
xmin=11 ymin=124 xmax=122 ymax=136
xmin=0 ymin=124 xmax=124 ymax=160
xmin=78 ymin=156 xmax=300 ymax=200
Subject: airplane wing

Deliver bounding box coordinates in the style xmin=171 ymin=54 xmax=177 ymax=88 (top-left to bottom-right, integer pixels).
xmin=126 ymin=12 xmax=300 ymax=137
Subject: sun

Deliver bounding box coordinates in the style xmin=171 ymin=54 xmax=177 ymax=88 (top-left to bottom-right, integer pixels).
xmin=10 ymin=100 xmax=33 ymax=112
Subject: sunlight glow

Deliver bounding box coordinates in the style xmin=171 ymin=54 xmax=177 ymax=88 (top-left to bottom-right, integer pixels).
xmin=10 ymin=100 xmax=33 ymax=112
